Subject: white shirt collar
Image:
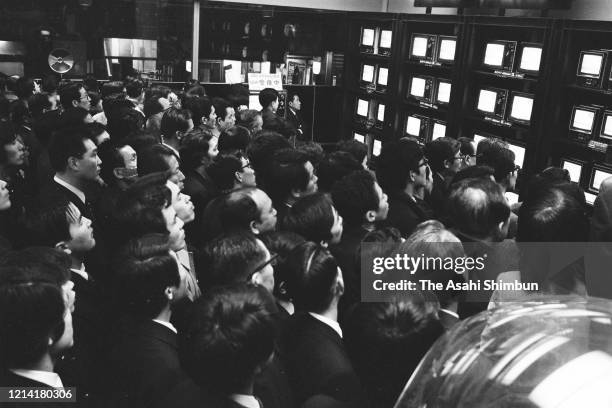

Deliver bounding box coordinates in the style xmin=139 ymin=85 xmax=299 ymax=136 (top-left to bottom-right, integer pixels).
xmin=161 ymin=142 xmax=180 ymax=158
xmin=54 ymin=175 xmax=86 ymax=204
xmin=152 ymin=319 xmax=178 ymax=334
xmin=229 ymin=394 xmax=261 ymax=408
xmin=309 ymin=312 xmax=343 ymax=338
xmin=10 ymin=369 xmax=64 ymax=388
xmin=439 ymin=308 xmax=459 ymax=319
xmin=70 ymin=264 xmax=89 ymax=281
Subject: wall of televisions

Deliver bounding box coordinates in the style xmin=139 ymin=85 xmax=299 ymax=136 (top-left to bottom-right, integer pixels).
xmin=341 ymin=14 xmax=612 ymax=204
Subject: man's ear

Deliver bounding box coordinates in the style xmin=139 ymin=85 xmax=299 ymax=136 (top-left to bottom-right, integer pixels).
xmin=409 ymin=170 xmax=416 ymax=183
xmin=234 ymin=171 xmax=243 ymax=184
xmin=71 ymin=100 xmax=79 ymax=108
xmin=249 ymin=220 xmax=261 ymax=235
xmin=365 ymin=210 xmax=377 ymax=223
xmin=290 ymin=188 xmax=303 ymax=199
xmin=444 ymin=159 xmax=452 ymax=169
xmin=68 ymin=156 xmax=79 ymax=171
xmin=164 ymin=286 xmax=174 ymax=301
xmin=113 ymin=168 xmax=124 ymax=179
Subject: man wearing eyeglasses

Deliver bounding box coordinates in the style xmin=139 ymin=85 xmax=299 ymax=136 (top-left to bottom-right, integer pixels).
xmin=59 ymin=82 xmax=91 ymax=112
xmin=424 ymin=138 xmax=463 ymax=218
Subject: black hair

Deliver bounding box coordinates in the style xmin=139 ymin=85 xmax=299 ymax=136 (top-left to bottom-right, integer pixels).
xmin=212 ymin=97 xmax=232 ymax=122
xmin=15 ymin=77 xmax=36 ymax=99
xmin=236 ymin=109 xmax=262 ymax=134
xmin=47 ymin=125 xmax=90 ymax=172
xmin=458 ymin=137 xmax=475 ymax=157
xmin=376 ymin=139 xmax=424 ymax=193
xmin=450 ymin=165 xmax=495 ymax=186
xmin=125 ymin=79 xmax=145 ymax=99
xmin=259 ymin=231 xmax=306 ymax=301
xmin=218 ymin=126 xmax=251 ymax=155
xmin=0 ymin=121 xmax=19 ymax=164
xmin=181 ymin=284 xmax=277 ymax=394
xmin=207 ymin=153 xmax=244 ymax=192
xmin=179 ymin=128 xmax=215 ymax=171
xmin=266 ymin=148 xmax=312 ymax=206
xmin=331 ymin=170 xmax=380 ymax=226
xmin=258 ymin=88 xmax=279 ymax=110
xmin=183 ymin=96 xmax=213 ymax=126
xmin=424 ymin=137 xmax=461 ymax=174
xmin=287 ymin=242 xmax=339 ymax=313
xmin=113 ymin=233 xmax=179 ymax=318
xmin=59 ymin=107 xmax=91 ymax=129
xmin=197 ymin=231 xmax=267 ymax=288
xmin=143 ymin=97 xmax=165 ymax=119
xmin=28 ymin=93 xmax=52 ymax=118
xmin=246 ymin=131 xmax=291 ymax=190
xmin=317 ymin=151 xmax=363 ymax=192
xmin=137 ymin=143 xmax=177 ymax=176
xmin=282 ymin=192 xmax=336 ymax=244
xmin=478 ymin=144 xmax=516 ymax=183
xmin=337 ymin=139 xmax=368 ymax=165
xmin=58 ymin=82 xmax=84 ymax=110
xmin=160 ymin=108 xmax=192 ymax=139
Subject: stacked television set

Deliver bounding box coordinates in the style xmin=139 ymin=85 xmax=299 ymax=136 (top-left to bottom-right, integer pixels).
xmin=360 ymin=26 xmax=394 ymax=56
xmin=408 ymin=34 xmax=458 ymax=66
xmin=481 ymin=40 xmax=543 ymax=77
xmin=474 ymin=87 xmax=535 ymax=126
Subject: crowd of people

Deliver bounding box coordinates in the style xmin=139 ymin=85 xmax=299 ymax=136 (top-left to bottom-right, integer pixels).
xmin=0 ymin=72 xmax=605 ymax=408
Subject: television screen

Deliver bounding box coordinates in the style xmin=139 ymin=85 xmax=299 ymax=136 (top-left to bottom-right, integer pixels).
xmin=373 ymin=140 xmax=382 ymax=156
xmin=361 ymin=28 xmax=375 ymax=47
xmin=436 ymin=80 xmax=451 ymax=104
xmin=592 ymin=168 xmax=612 ymax=191
xmin=601 ymin=111 xmax=612 ymax=140
xmin=519 ymin=44 xmax=543 ymax=72
xmin=249 ymin=95 xmax=262 ymax=110
xmin=484 ymin=43 xmax=506 ymax=67
xmin=379 ymin=30 xmax=392 ymax=49
xmin=432 ymin=122 xmax=446 ymax=140
xmin=377 ymin=67 xmax=389 ymax=86
xmin=377 ymin=104 xmax=385 ymax=122
xmin=354 ymin=132 xmax=365 ymax=144
xmin=585 ymin=192 xmax=597 ymax=205
xmin=571 ymin=107 xmax=596 ymax=133
xmin=561 ymin=160 xmax=583 ymax=183
xmin=507 ymin=143 xmax=526 ymax=168
xmin=407 ymin=116 xmax=422 ymax=136
xmin=438 ymin=37 xmax=457 ymax=62
xmin=410 ymin=77 xmax=427 ymax=98
xmin=357 ymin=99 xmax=369 ymax=117
xmin=411 ymin=35 xmax=429 ymax=58
xmin=477 ymin=89 xmax=499 ymax=113
xmin=362 ymin=64 xmax=375 ymax=82
xmin=579 ymin=52 xmax=604 ymax=77
xmin=509 ymin=94 xmax=534 ymax=123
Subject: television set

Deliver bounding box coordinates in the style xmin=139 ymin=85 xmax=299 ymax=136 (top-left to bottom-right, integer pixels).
xmin=408 ymin=75 xmax=434 ymax=103
xmin=599 ymin=110 xmax=612 ymax=141
xmin=356 ymin=98 xmax=369 ymax=117
xmin=409 ymin=34 xmax=437 ymax=62
xmin=507 ymin=92 xmax=535 ymax=125
xmin=373 ymin=139 xmax=382 ymax=157
xmin=377 ymin=66 xmax=389 ymax=93
xmin=432 ymin=121 xmax=447 ymax=140
xmin=476 ymin=87 xmax=508 ymax=119
xmin=507 ymin=142 xmax=526 ymax=168
xmin=406 ymin=114 xmax=430 ymax=143
xmin=569 ymin=105 xmax=598 ymax=135
xmin=437 ymin=36 xmax=457 ymax=64
xmin=585 ymin=192 xmax=597 ymax=206
xmin=590 ymin=165 xmax=612 ymax=192
xmin=360 ymin=63 xmax=376 ymax=88
xmin=517 ymin=43 xmax=543 ymax=75
xmin=376 ymin=103 xmax=385 ymax=129
xmin=353 ymin=132 xmax=366 ymax=144
xmin=360 ymin=27 xmax=376 ymax=54
xmin=483 ymin=40 xmax=517 ymax=72
xmin=560 ymin=159 xmax=583 ymax=183
xmin=378 ymin=29 xmax=392 ymax=56
xmin=435 ymin=79 xmax=452 ymax=105
xmin=576 ymin=50 xmax=612 ymax=88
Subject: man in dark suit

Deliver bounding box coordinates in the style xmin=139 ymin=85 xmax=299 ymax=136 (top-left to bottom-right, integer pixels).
xmin=376 ymin=139 xmax=434 ymax=238
xmin=105 ymin=235 xmax=218 ymax=408
xmin=286 ymin=91 xmax=308 ymax=142
xmin=39 ymin=125 xmax=102 ymax=220
xmin=330 ymin=170 xmax=389 ymax=319
xmin=423 ymin=137 xmax=463 ymax=218
xmin=283 ymin=243 xmax=362 ymax=406
xmin=259 ymin=88 xmax=295 ymax=140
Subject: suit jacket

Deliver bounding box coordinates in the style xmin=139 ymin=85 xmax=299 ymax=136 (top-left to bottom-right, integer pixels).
xmin=37 ymin=179 xmax=94 ymax=220
xmin=286 ymin=108 xmax=307 ymax=142
xmin=105 ymin=317 xmax=203 ymax=408
xmin=384 ymin=191 xmax=433 ymax=238
xmin=426 ymin=172 xmax=450 ymax=218
xmin=283 ymin=313 xmax=362 ymax=406
xmin=0 ymin=370 xmax=66 ymax=408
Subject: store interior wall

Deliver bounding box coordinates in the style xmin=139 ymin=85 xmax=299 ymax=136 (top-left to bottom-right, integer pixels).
xmin=219 ymin=0 xmax=385 ymax=12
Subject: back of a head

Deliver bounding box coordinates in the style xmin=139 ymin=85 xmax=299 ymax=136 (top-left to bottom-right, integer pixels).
xmin=478 ymin=144 xmax=516 ymax=183
xmin=447 ymin=177 xmax=510 ymax=240
xmin=160 ymin=108 xmax=192 ymax=138
xmin=137 ymin=143 xmax=175 ymax=176
xmin=337 ymin=139 xmax=368 ymax=165
xmin=331 ymin=170 xmax=379 ymax=227
xmin=113 ymin=233 xmax=179 ymax=318
xmin=125 ymin=79 xmax=145 ymax=99
xmin=458 ymin=137 xmax=476 ymax=157
xmin=282 ymin=192 xmax=335 ymax=244
xmin=344 ymin=294 xmax=444 ymax=407
xmin=266 ymin=148 xmax=310 ymax=205
xmin=247 ymin=131 xmax=291 ymax=186
xmin=317 ymin=151 xmax=362 ymax=192
xmin=287 ymin=242 xmax=339 ymax=313
xmin=58 ymin=82 xmax=83 ymax=110
xmin=218 ymin=126 xmax=251 ymax=154
xmin=376 ymin=139 xmax=423 ymax=194
xmin=181 ymin=284 xmax=276 ymax=395
xmin=237 ymin=109 xmax=262 ymax=132
xmin=48 ymin=125 xmax=88 ymax=173
xmin=259 ymin=231 xmax=306 ymax=301
xmin=258 ymin=88 xmax=278 ymax=109
xmin=183 ymin=96 xmax=213 ymax=126
xmin=451 ymin=165 xmax=495 ymax=186
xmin=0 ymin=271 xmax=66 ymax=369
xmin=197 ymin=231 xmax=266 ymax=288
xmin=476 ymin=137 xmax=508 ymax=159
xmin=518 ymin=187 xmax=588 ymax=243
xmin=100 ymin=81 xmax=125 ymax=98
xmin=207 ymin=153 xmax=244 ymax=192
xmin=296 ymin=142 xmax=325 ymax=168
